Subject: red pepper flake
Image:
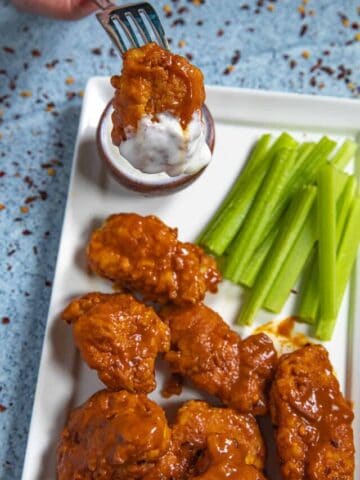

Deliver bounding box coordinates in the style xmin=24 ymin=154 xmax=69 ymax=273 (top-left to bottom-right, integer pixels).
xmin=223 ymin=65 xmax=235 ymax=75
xmin=338 ymin=13 xmax=350 ymax=27
xmin=178 ymin=40 xmax=186 ymax=48
xmin=91 ymin=47 xmax=102 ymax=55
xmin=47 ymin=168 xmax=56 ymax=176
xmin=310 ymin=58 xmax=323 ymax=72
xmin=38 ymin=190 xmax=48 ymax=200
xmin=20 ymin=90 xmax=32 ymax=98
xmin=310 ymin=76 xmax=317 ymax=87
xmin=65 ymin=76 xmax=75 ymax=85
xmin=66 ymin=91 xmax=76 ymax=100
xmin=9 ymin=78 xmax=17 ymax=90
xmin=31 ymin=49 xmax=41 ymax=57
xmin=172 ymin=18 xmax=185 ymax=26
xmin=320 ymin=66 xmax=334 ymax=75
xmin=20 ymin=206 xmax=29 ymax=214
xmin=46 ymin=102 xmax=55 ymax=112
xmin=45 ymin=59 xmax=59 ymax=69
xmin=217 ymin=29 xmax=224 ymax=37
xmin=1 ymin=317 xmax=10 ymax=325
xmin=0 ymin=204 xmax=5 ymax=211
xmin=299 ymin=24 xmax=308 ymax=36
xmin=0 ymin=171 xmax=5 ymax=177
xmin=25 ymin=196 xmax=38 ymax=204
xmin=178 ymin=6 xmax=188 ymax=13
xmin=24 ymin=176 xmax=35 ymax=188
xmin=22 ymin=229 xmax=33 ymax=235
xmin=231 ymin=49 xmax=241 ymax=65
xmin=185 ymin=52 xmax=193 ymax=61
xmin=0 ymin=404 xmax=7 ymax=412
xmin=3 ymin=46 xmax=15 ymax=54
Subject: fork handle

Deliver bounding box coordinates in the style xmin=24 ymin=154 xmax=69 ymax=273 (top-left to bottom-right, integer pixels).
xmin=92 ymin=0 xmax=114 ymax=9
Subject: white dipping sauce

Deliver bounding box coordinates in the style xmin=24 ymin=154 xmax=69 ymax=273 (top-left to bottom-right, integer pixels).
xmin=119 ymin=111 xmax=211 ymax=177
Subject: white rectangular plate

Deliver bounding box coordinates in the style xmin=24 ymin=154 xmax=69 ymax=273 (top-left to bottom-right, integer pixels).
xmin=22 ymin=79 xmax=360 ymax=480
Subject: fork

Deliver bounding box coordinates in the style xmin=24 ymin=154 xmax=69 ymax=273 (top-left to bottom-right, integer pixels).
xmin=92 ymin=1 xmax=169 ymax=55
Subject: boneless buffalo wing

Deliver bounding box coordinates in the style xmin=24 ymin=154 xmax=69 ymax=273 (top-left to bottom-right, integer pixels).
xmin=62 ymin=292 xmax=170 ymax=393
xmin=87 ymin=213 xmax=221 ymax=305
xmin=111 ymin=42 xmax=205 ymax=145
xmin=270 ymin=344 xmax=354 ymax=480
xmin=143 ymin=400 xmax=266 ymax=479
xmin=57 ymin=390 xmax=170 ymax=480
xmin=161 ymin=303 xmax=277 ymax=414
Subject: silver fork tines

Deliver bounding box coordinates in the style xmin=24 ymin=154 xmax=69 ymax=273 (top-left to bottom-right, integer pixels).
xmin=94 ymin=1 xmax=169 ymax=55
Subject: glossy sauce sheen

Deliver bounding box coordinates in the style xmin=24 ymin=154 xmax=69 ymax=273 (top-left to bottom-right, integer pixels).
xmin=193 ymin=435 xmax=267 ymax=479
xmin=270 ymin=344 xmax=354 ymax=480
xmin=62 ymin=292 xmax=170 ymax=393
xmin=87 ymin=213 xmax=221 ymax=305
xmin=111 ymin=42 xmax=206 ymax=144
xmin=161 ymin=303 xmax=277 ymax=415
xmin=57 ymin=390 xmax=170 ymax=480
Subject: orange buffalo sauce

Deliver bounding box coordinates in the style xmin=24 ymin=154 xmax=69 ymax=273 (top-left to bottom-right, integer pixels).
xmin=111 ymin=42 xmax=206 ymax=145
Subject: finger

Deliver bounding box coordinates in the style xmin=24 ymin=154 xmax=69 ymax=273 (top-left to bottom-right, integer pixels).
xmin=12 ymin=0 xmax=98 ymax=20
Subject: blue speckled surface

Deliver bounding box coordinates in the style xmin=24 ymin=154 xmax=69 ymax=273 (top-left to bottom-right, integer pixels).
xmin=0 ymin=0 xmax=359 ymax=477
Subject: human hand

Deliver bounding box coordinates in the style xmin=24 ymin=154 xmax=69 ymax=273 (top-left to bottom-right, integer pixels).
xmin=12 ymin=0 xmax=98 ymax=20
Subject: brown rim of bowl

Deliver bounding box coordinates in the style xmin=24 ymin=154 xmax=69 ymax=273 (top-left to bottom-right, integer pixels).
xmin=96 ymin=101 xmax=215 ymax=195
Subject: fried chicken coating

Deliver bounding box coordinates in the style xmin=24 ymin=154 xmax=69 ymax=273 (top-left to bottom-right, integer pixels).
xmin=111 ymin=42 xmax=206 ymax=144
xmin=161 ymin=303 xmax=277 ymax=414
xmin=57 ymin=390 xmax=170 ymax=480
xmin=143 ymin=400 xmax=265 ymax=480
xmin=270 ymin=344 xmax=354 ymax=480
xmin=86 ymin=213 xmax=221 ymax=305
xmin=62 ymin=292 xmax=170 ymax=393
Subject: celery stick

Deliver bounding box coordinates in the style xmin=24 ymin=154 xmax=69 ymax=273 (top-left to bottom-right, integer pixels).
xmin=263 ymin=204 xmax=317 ymax=313
xmin=316 ymin=195 xmax=360 ymax=340
xmin=297 ymin=174 xmax=355 ymax=323
xmin=265 ymin=170 xmax=349 ymax=314
xmin=199 ymin=133 xmax=272 ymax=245
xmin=240 ymin=134 xmax=272 ymax=180
xmin=331 ymin=139 xmax=358 ymax=170
xmin=297 ymin=250 xmax=319 ymax=323
xmin=237 ymin=186 xmax=317 ymax=326
xmin=336 ymin=176 xmax=357 ymax=243
xmin=224 ymin=148 xmax=297 ymax=282
xmin=239 ymin=226 xmax=279 ymax=287
xmin=199 ymin=133 xmax=298 ymax=254
xmin=257 ymin=137 xmax=337 ymax=249
xmin=316 ymin=164 xmax=337 ymax=337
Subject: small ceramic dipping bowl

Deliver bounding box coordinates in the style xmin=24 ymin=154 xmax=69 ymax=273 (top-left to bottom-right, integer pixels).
xmin=96 ymin=101 xmax=215 ymax=195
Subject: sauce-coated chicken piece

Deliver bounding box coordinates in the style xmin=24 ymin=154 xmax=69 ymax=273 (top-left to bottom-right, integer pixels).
xmin=86 ymin=213 xmax=221 ymax=305
xmin=191 ymin=434 xmax=268 ymax=480
xmin=62 ymin=292 xmax=170 ymax=393
xmin=270 ymin=344 xmax=354 ymax=480
xmin=161 ymin=303 xmax=277 ymax=414
xmin=143 ymin=400 xmax=266 ymax=480
xmin=111 ymin=42 xmax=206 ymax=144
xmin=57 ymin=390 xmax=170 ymax=480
